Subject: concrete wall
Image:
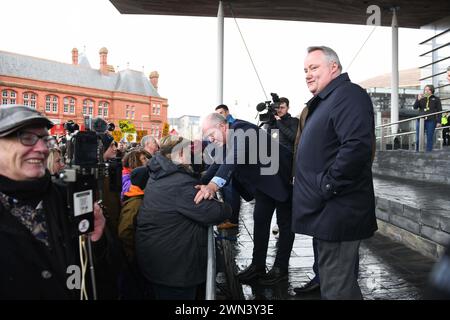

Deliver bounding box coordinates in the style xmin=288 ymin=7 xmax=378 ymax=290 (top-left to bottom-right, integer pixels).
xmin=375 ymin=196 xmax=450 ymax=260
xmin=373 ymin=150 xmax=450 ymax=185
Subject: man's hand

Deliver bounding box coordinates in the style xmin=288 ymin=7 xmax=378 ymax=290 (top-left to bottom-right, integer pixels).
xmin=90 ymin=202 xmax=106 ymax=242
xmin=418 ymin=94 xmax=423 ymax=100
xmin=437 ymin=123 xmax=442 ymax=128
xmin=194 ymin=182 xmax=219 ymax=204
xmin=274 ymin=115 xmax=281 ymax=121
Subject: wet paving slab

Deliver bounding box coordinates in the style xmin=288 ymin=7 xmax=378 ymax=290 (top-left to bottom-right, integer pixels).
xmin=220 ymin=199 xmax=436 ymax=300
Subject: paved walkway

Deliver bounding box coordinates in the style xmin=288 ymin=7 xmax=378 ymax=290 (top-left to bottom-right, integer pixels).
xmin=221 ymin=200 xmax=436 ymax=300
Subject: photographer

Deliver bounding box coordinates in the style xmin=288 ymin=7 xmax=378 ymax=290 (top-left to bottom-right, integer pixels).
xmin=0 ymin=105 xmax=108 ymax=299
xmin=413 ymin=84 xmax=442 ymax=152
xmin=98 ymin=129 xmax=122 ymax=236
xmin=266 ymin=97 xmax=299 ymax=153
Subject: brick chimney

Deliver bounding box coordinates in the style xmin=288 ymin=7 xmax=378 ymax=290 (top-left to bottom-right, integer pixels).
xmin=150 ymin=71 xmax=159 ymax=91
xmin=72 ymin=48 xmax=78 ymax=65
xmin=99 ymin=47 xmax=108 ymax=74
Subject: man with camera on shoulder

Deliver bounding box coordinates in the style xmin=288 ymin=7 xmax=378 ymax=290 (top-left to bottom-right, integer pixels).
xmin=96 ymin=123 xmax=122 ymax=236
xmin=267 ymin=97 xmax=299 ymax=153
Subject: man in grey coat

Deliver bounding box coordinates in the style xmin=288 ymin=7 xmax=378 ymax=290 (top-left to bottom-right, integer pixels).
xmin=292 ymin=46 xmax=377 ymax=299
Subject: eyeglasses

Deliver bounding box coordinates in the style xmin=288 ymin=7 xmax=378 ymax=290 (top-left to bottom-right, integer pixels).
xmin=17 ymin=131 xmax=56 ymax=148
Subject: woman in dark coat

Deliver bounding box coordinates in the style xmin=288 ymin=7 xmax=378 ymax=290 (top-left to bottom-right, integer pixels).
xmin=0 ymin=105 xmax=118 ymax=299
xmin=136 ymin=135 xmax=231 ymax=300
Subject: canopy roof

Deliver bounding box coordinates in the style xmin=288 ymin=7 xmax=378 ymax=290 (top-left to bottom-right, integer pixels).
xmin=110 ymin=0 xmax=450 ymax=28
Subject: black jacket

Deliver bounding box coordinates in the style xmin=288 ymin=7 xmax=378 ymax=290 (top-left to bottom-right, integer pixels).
xmin=0 ymin=174 xmax=119 ymax=299
xmin=202 ymin=119 xmax=293 ymax=202
xmin=136 ymin=154 xmax=231 ymax=288
xmin=266 ymin=113 xmax=299 ymax=152
xmin=413 ymin=94 xmax=442 ymax=122
xmin=292 ymin=73 xmax=378 ymax=241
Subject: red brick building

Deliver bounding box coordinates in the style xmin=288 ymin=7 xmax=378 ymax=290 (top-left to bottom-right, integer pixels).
xmin=0 ymin=47 xmax=168 ymax=138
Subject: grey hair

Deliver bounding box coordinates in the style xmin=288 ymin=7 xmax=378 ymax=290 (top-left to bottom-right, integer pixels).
xmin=204 ymin=113 xmax=227 ymax=127
xmin=307 ymin=46 xmax=342 ymax=72
xmin=140 ymin=135 xmax=158 ymax=148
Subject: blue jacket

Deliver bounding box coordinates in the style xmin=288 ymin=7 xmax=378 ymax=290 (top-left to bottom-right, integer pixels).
xmin=292 ymin=73 xmax=377 ymax=241
xmin=204 ymin=119 xmax=293 ymax=202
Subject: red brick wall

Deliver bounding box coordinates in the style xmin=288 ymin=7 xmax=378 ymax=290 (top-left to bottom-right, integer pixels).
xmin=0 ymin=74 xmax=168 ymax=136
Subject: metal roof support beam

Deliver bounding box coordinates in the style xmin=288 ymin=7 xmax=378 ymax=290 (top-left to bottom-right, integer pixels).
xmin=217 ymin=1 xmax=224 ymax=105
xmin=391 ymin=7 xmax=399 ymax=134
xmin=206 ymin=2 xmax=223 ymax=301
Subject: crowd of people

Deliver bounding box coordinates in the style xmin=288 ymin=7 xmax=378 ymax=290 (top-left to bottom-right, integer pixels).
xmin=0 ymin=47 xmax=448 ymax=300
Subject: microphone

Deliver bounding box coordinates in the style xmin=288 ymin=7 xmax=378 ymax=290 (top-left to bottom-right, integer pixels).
xmin=256 ymin=102 xmax=267 ymax=112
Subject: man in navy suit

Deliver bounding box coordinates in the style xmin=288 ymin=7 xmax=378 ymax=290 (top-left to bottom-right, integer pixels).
xmin=293 ymin=46 xmax=377 ymax=299
xmin=213 ymin=104 xmax=240 ymax=229
xmin=195 ymin=113 xmax=295 ymax=284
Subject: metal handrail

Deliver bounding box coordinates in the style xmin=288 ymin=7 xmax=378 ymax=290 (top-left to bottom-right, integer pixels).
xmin=375 ymin=110 xmax=448 ymax=129
xmin=376 ymin=110 xmax=449 ymax=152
xmin=376 ymin=125 xmax=450 ymax=140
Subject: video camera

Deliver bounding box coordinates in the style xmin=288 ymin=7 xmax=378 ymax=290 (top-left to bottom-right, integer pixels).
xmin=59 ymin=117 xmax=112 ymax=236
xmin=256 ymin=93 xmax=280 ymax=125
xmin=63 ymin=120 xmax=80 ymax=134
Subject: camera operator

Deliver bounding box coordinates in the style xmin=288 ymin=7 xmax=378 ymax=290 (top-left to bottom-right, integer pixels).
xmin=0 ymin=105 xmax=108 ymax=299
xmin=266 ymin=97 xmax=299 ymax=153
xmin=98 ymin=128 xmax=122 ymax=236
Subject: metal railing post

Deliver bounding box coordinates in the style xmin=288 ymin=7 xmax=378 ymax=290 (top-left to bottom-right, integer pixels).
xmin=419 ymin=118 xmax=425 ymax=152
xmin=205 ymin=226 xmax=216 ymax=300
xmin=380 ymin=128 xmax=385 ymax=151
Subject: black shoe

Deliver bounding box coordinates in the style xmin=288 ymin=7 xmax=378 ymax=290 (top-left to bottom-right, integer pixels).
xmin=237 ymin=263 xmax=266 ymax=283
xmin=258 ymin=267 xmax=288 ymax=285
xmin=294 ymin=280 xmax=320 ymax=294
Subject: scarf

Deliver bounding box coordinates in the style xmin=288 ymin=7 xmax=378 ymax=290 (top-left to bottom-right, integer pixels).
xmin=0 ymin=172 xmax=51 ymax=246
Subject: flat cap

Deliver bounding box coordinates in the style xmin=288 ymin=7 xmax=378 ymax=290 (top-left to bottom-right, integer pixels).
xmin=0 ymin=104 xmax=54 ymax=137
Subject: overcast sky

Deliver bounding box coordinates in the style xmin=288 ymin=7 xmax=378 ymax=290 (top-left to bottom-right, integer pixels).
xmin=1 ymin=0 xmax=433 ymax=123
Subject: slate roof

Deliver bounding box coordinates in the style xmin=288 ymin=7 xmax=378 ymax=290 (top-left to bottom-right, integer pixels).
xmin=0 ymin=50 xmax=159 ymax=97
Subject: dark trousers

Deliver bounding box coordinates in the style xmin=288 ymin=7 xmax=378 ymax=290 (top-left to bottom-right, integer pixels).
xmin=317 ymin=239 xmax=363 ymax=300
xmin=416 ymin=119 xmax=437 ymax=152
xmin=222 ymin=180 xmax=241 ymax=224
xmin=252 ymin=190 xmax=295 ymax=270
xmin=443 ymin=127 xmax=449 ymax=146
xmin=151 ymin=283 xmax=197 ymax=300
xmin=311 ymin=237 xmax=359 ymax=284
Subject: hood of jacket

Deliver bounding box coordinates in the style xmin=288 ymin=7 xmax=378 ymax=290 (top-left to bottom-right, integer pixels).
xmin=147 ymin=153 xmax=192 ymax=180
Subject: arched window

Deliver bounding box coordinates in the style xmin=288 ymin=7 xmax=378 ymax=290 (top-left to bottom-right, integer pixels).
xmin=23 ymin=92 xmax=37 ymax=109
xmin=63 ymin=97 xmax=76 ymax=114
xmin=98 ymin=101 xmax=109 ymax=118
xmin=45 ymin=95 xmax=58 ymax=113
xmin=83 ymin=99 xmax=94 ymax=116
xmin=2 ymin=89 xmax=17 ymax=105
